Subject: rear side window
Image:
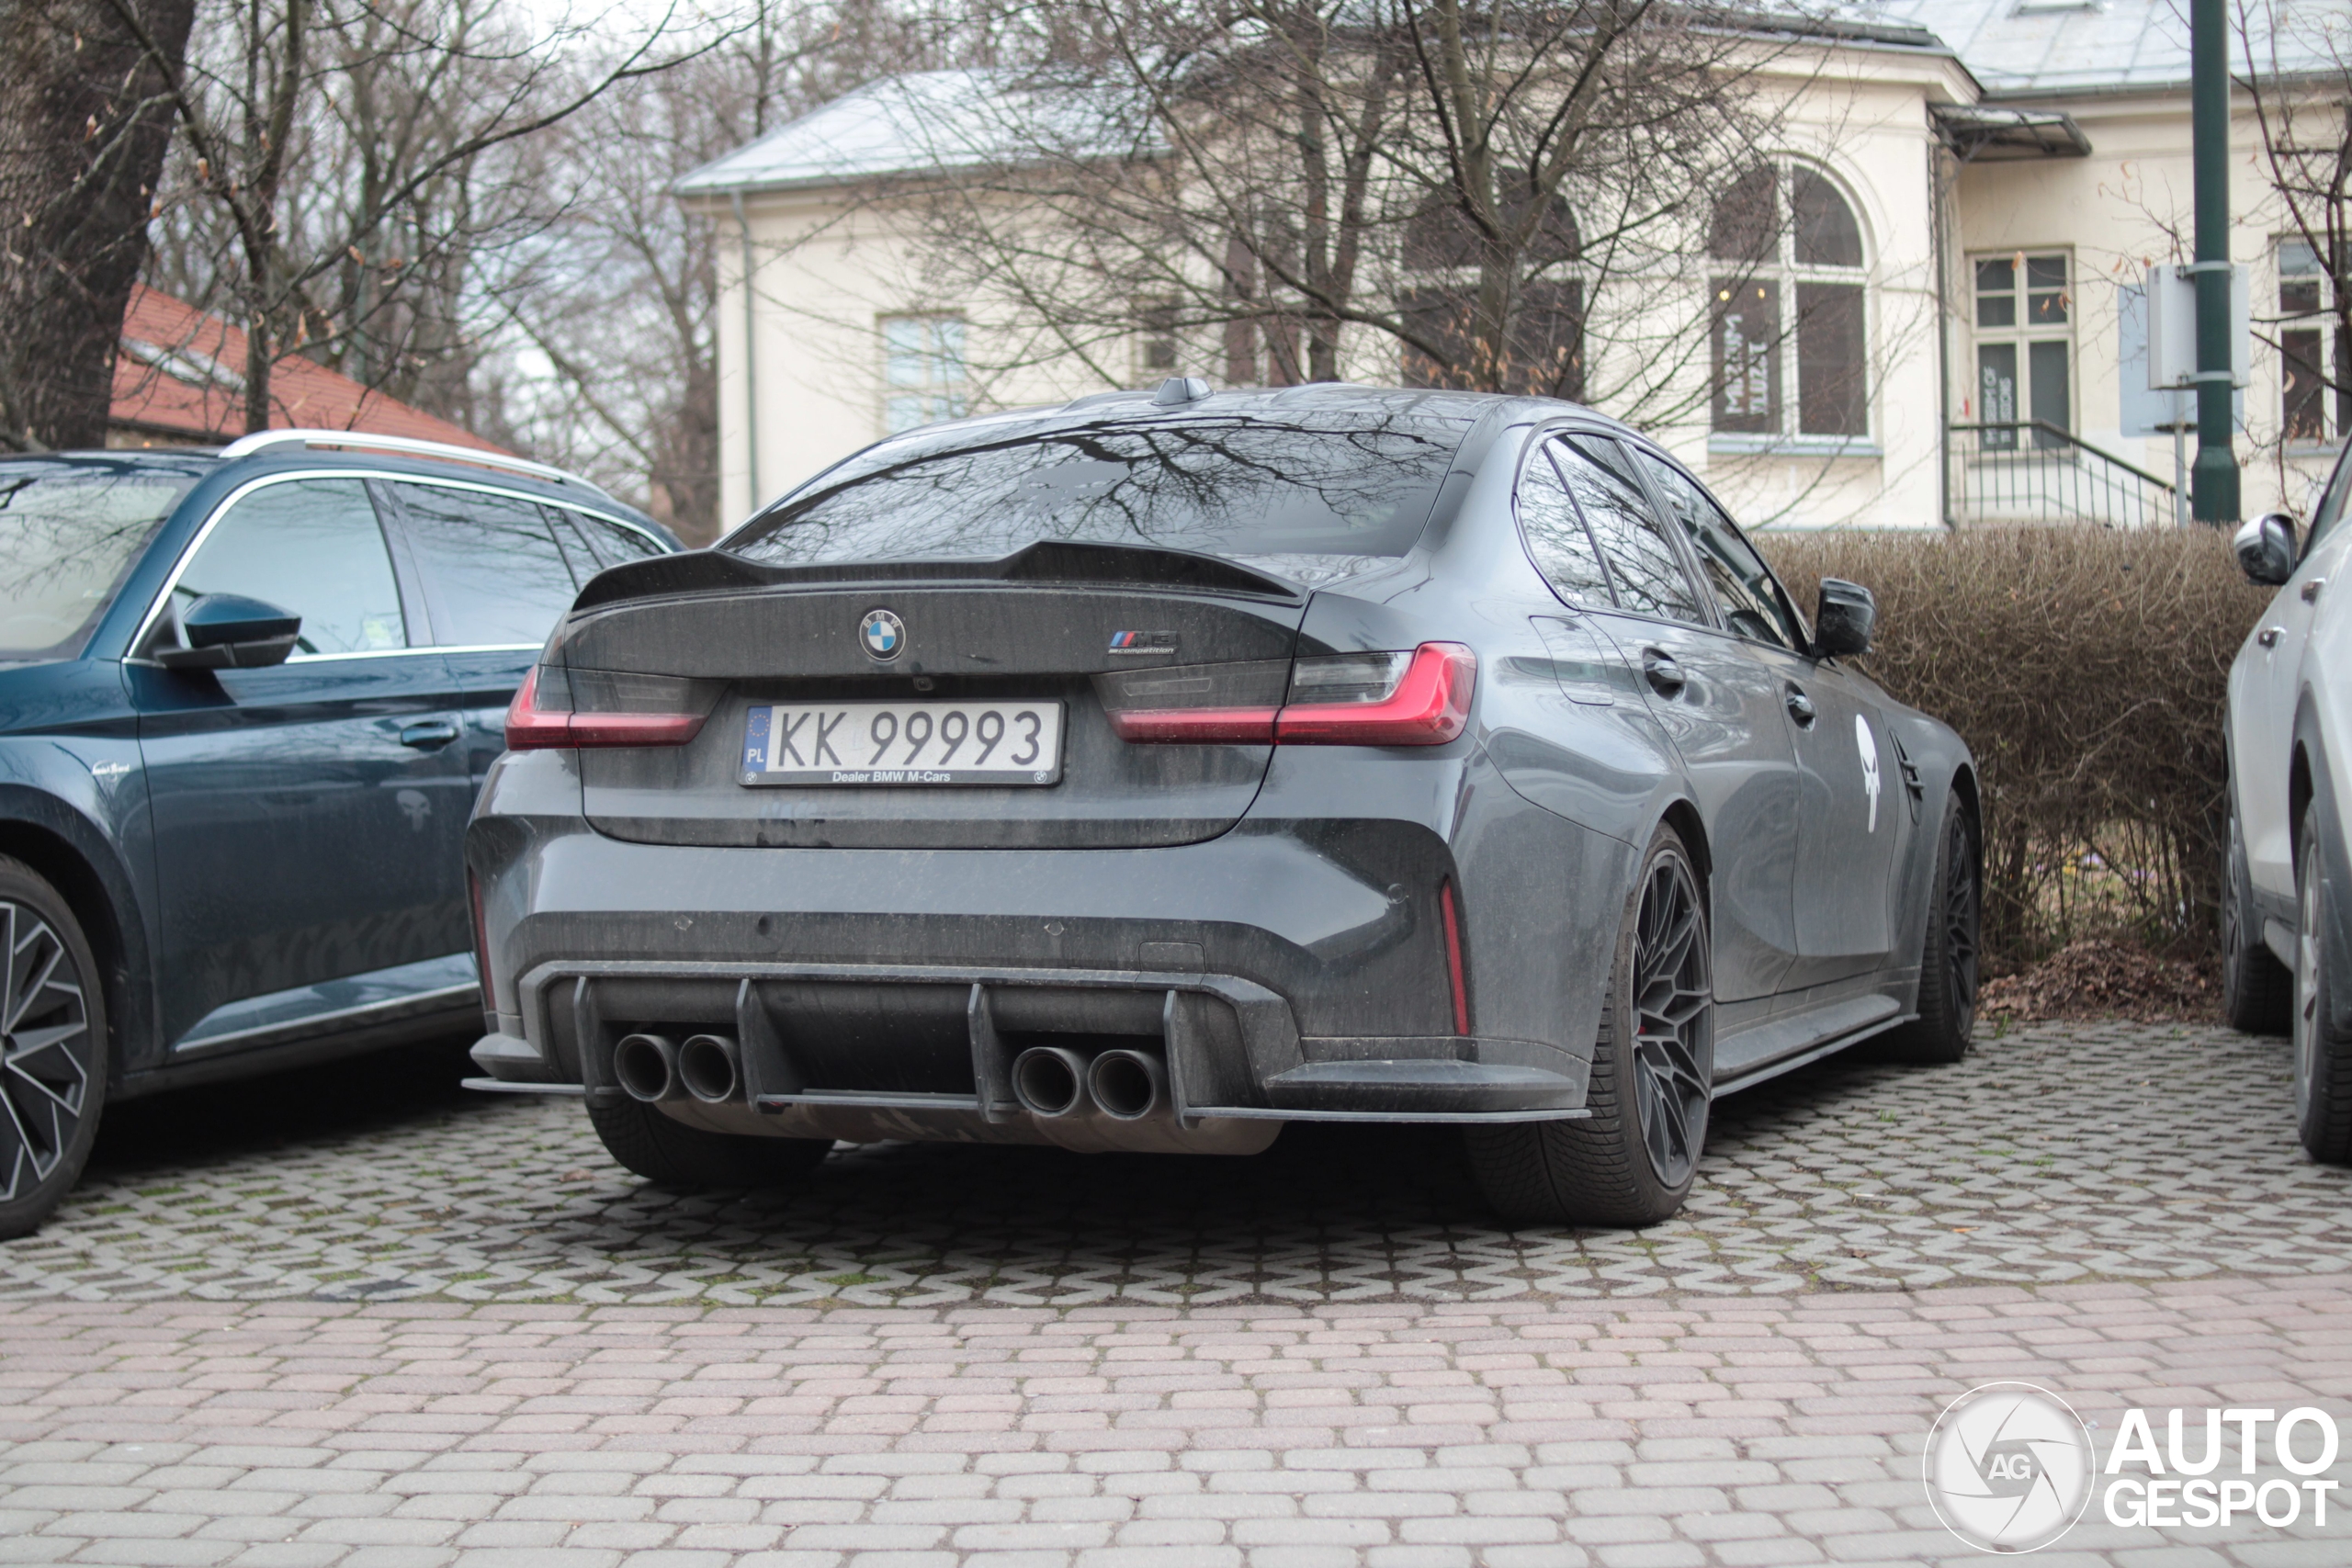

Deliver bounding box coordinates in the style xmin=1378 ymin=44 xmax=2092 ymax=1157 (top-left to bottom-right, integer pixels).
xmin=1633 ymin=449 xmax=1804 ymax=649
xmin=1517 ymin=442 xmax=1613 ymax=609
xmin=391 ymin=482 xmax=581 ymax=647
xmin=1551 ymin=434 xmax=1706 ymax=624
xmin=727 ymin=411 xmax=1469 ymax=573
xmin=555 ymin=507 xmax=666 ymax=568
xmin=0 ymin=468 xmax=189 ymax=662
xmin=171 ymin=478 xmax=406 ymax=656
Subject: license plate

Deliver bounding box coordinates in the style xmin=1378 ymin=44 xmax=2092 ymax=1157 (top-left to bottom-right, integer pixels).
xmin=741 ymin=701 xmax=1064 ymax=786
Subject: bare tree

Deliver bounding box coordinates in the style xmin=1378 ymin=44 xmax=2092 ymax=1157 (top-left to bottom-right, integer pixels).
xmin=129 ymin=0 xmax=695 ymax=435
xmin=488 ymin=0 xmax=1019 ymax=536
xmin=2239 ymin=0 xmax=2350 ymax=454
xmin=0 ymin=0 xmax=198 ymax=449
xmin=897 ymin=0 xmax=1812 ymax=422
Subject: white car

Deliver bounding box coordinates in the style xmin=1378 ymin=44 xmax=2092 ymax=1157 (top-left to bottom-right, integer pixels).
xmin=2226 ymin=440 xmax=2352 ymax=1163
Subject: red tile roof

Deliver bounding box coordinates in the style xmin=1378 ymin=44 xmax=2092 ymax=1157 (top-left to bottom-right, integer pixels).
xmin=112 ymin=285 xmax=508 ymax=454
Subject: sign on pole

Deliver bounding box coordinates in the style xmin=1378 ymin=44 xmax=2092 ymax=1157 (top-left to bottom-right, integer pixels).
xmin=2144 ymin=263 xmax=2248 ymax=391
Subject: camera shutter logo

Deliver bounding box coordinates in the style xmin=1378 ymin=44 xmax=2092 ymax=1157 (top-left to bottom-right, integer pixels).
xmin=859 ymin=609 xmax=904 ymax=661
xmin=1924 ymin=1382 xmax=2094 ymax=1552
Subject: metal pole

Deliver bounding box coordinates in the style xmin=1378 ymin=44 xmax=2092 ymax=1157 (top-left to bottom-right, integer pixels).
xmin=732 ymin=191 xmax=762 ymax=514
xmin=2172 ymin=389 xmax=2190 ymax=528
xmin=2190 ymin=0 xmax=2240 ymax=523
xmin=1929 ymin=141 xmax=1953 ymax=529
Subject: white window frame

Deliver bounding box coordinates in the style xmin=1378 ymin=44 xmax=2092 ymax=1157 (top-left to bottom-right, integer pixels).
xmin=2278 ymin=235 xmax=2343 ymax=453
xmin=879 ymin=314 xmax=969 ymax=435
xmin=1707 ymin=159 xmax=1876 ymax=455
xmin=1968 ymin=248 xmax=2076 ymax=452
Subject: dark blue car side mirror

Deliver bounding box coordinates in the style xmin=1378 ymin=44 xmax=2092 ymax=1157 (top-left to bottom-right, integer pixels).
xmin=1814 ymin=578 xmax=1875 ymax=659
xmin=156 ymin=593 xmax=302 ymax=671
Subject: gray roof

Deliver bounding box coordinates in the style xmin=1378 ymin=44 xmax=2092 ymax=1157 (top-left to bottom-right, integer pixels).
xmin=675 ymin=69 xmax=1137 ymax=198
xmin=1875 ymin=0 xmax=2341 ymax=98
xmin=681 ymin=8 xmax=2348 ymax=197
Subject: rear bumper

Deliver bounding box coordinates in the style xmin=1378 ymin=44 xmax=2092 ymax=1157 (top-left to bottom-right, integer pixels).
xmin=466 ymin=758 xmax=1600 ymax=1127
xmin=475 ymin=955 xmax=1585 ymax=1124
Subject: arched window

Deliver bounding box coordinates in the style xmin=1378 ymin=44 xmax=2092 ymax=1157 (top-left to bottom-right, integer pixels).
xmin=1707 ymin=162 xmax=1869 ymax=440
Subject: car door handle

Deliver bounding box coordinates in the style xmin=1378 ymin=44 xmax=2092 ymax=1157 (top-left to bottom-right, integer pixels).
xmin=1785 ymin=687 xmax=1817 ymax=726
xmin=2259 ymin=626 xmax=2283 ymax=649
xmin=399 ymin=721 xmax=461 ymax=750
xmin=2303 ymin=579 xmax=2325 ymax=604
xmin=1642 ymin=650 xmax=1686 ymax=697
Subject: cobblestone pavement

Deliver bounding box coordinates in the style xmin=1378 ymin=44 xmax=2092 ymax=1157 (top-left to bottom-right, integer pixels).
xmin=3 ymin=1279 xmax=2348 ymax=1568
xmin=1 ymin=1021 xmax=2346 ymax=1306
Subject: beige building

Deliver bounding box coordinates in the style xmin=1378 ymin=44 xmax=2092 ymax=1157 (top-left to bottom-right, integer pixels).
xmin=677 ymin=3 xmax=2345 ymax=534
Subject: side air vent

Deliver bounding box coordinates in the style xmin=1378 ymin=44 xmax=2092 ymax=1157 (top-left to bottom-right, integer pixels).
xmin=1889 ymin=729 xmax=1925 ymax=823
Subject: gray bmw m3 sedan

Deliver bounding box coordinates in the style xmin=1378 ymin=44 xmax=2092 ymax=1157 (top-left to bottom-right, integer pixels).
xmin=464 ymin=382 xmax=1980 ymax=1226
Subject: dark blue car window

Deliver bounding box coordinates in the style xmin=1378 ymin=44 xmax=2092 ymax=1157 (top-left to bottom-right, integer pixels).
xmin=728 ymin=412 xmax=1469 ymax=568
xmin=0 ymin=468 xmax=190 ymax=662
xmin=559 ymin=507 xmax=665 ymax=566
xmin=390 ymin=482 xmax=582 ymax=648
xmin=174 ymin=478 xmax=407 ymax=655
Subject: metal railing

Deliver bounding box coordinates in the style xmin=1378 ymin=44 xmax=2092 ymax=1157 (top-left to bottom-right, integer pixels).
xmin=1949 ymin=420 xmax=2179 ymax=529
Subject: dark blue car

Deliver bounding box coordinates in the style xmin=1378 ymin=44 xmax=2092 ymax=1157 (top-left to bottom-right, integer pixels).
xmin=0 ymin=431 xmax=675 ymax=1235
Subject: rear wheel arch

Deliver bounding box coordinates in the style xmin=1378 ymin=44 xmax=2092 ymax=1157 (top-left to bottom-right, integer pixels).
xmin=2290 ymin=745 xmax=2317 ymax=868
xmin=1657 ymin=798 xmax=1710 ymax=909
xmin=0 ymin=819 xmax=142 ymax=1083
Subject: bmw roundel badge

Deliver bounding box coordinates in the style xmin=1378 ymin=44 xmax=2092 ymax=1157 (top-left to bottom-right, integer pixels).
xmin=858 ymin=608 xmax=904 ymax=661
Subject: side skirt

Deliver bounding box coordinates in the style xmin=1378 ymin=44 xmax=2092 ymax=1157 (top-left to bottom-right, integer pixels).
xmin=1712 ymin=998 xmax=1916 ymax=1097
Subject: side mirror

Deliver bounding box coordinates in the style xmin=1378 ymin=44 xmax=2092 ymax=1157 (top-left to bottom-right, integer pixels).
xmin=1814 ymin=578 xmax=1875 ymax=659
xmin=2233 ymin=513 xmax=2298 ymax=587
xmin=155 ymin=593 xmax=301 ymax=670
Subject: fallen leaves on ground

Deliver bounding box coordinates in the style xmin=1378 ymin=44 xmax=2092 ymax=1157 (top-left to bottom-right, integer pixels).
xmin=1978 ymin=939 xmax=2219 ymax=1024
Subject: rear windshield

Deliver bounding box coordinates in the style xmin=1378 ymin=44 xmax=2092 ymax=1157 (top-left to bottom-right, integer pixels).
xmin=0 ymin=468 xmax=190 ymax=662
xmin=726 ymin=411 xmax=1470 ymax=577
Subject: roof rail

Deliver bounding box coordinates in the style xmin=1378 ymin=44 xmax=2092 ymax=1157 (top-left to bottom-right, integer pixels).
xmin=215 ymin=428 xmax=616 ymax=501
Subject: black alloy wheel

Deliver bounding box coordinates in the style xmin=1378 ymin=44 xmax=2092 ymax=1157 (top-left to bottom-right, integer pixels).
xmin=1628 ymin=849 xmax=1713 ymax=1190
xmin=1465 ymin=824 xmax=1714 ymax=1227
xmin=0 ymin=861 xmax=107 ymax=1239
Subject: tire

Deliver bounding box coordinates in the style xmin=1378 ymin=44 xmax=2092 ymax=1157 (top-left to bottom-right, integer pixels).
xmin=1464 ymin=823 xmax=1713 ymax=1228
xmin=2291 ymin=803 xmax=2352 ymax=1164
xmin=2223 ymin=802 xmax=2293 ymax=1034
xmin=586 ymin=1095 xmax=832 ymax=1189
xmin=0 ymin=857 xmax=108 ymax=1240
xmin=1879 ymin=794 xmax=1981 ymax=1065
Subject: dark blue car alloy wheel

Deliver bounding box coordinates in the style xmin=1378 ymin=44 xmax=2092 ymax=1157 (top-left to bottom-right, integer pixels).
xmin=2 ymin=899 xmax=95 ymax=1205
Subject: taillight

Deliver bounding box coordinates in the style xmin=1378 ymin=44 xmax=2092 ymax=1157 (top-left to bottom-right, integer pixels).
xmin=1099 ymin=659 xmax=1288 ymax=743
xmin=1277 ymin=644 xmax=1476 ymax=745
xmin=504 ymin=664 xmax=709 ymax=750
xmin=1101 ymin=643 xmax=1476 ymax=748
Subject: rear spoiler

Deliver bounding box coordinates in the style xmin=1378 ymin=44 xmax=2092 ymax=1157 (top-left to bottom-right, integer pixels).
xmin=571 ymin=538 xmax=1306 ymax=613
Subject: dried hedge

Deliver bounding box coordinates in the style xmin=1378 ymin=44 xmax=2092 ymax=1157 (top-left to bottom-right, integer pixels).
xmin=1757 ymin=527 xmax=2273 ymax=968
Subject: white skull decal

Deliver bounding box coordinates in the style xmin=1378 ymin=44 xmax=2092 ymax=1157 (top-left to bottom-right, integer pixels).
xmin=1856 ymin=714 xmax=1881 ymax=833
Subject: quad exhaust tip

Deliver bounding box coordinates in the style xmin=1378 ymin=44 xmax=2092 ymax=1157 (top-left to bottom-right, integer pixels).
xmin=1012 ymin=1044 xmax=1168 ymax=1122
xmin=1088 ymin=1048 xmax=1165 ymax=1121
xmin=613 ymin=1032 xmax=681 ymax=1102
xmin=678 ymin=1033 xmax=742 ymax=1103
xmin=1012 ymin=1046 xmax=1090 ymax=1118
